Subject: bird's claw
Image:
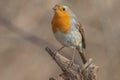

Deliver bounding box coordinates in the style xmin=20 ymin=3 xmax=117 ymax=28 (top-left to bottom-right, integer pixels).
xmin=53 ymin=50 xmax=58 ymax=57
xmin=67 ymin=60 xmax=74 ymax=68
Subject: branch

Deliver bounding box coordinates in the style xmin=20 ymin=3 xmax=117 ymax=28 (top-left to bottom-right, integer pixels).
xmin=45 ymin=47 xmax=99 ymax=80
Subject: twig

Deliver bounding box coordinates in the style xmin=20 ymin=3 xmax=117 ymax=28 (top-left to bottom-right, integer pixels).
xmin=45 ymin=47 xmax=99 ymax=80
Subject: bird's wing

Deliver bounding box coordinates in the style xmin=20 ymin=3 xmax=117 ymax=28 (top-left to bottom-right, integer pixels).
xmin=75 ymin=20 xmax=86 ymax=49
xmin=69 ymin=9 xmax=86 ymax=48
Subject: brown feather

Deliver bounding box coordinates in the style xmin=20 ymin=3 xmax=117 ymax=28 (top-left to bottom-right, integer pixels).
xmin=76 ymin=21 xmax=86 ymax=48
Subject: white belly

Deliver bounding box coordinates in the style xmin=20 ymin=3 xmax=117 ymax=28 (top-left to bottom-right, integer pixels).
xmin=54 ymin=30 xmax=82 ymax=48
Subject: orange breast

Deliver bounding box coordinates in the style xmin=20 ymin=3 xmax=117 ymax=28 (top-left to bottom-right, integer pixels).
xmin=52 ymin=13 xmax=71 ymax=34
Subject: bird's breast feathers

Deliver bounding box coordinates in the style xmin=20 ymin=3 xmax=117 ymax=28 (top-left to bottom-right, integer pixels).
xmin=54 ymin=26 xmax=82 ymax=47
xmin=52 ymin=14 xmax=71 ymax=34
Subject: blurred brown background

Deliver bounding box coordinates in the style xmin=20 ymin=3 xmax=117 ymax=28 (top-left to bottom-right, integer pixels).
xmin=0 ymin=0 xmax=120 ymax=80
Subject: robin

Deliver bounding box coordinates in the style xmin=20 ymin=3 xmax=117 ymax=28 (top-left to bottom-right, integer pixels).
xmin=51 ymin=4 xmax=87 ymax=64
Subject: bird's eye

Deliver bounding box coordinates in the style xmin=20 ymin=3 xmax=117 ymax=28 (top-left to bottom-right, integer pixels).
xmin=62 ymin=8 xmax=66 ymax=11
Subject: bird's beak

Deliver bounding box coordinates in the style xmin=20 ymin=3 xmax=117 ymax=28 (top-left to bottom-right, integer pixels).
xmin=52 ymin=7 xmax=57 ymax=11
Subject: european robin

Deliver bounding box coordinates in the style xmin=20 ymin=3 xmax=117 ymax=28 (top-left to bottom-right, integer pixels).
xmin=51 ymin=4 xmax=87 ymax=64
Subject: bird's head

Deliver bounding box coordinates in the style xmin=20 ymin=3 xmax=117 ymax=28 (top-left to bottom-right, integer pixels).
xmin=52 ymin=4 xmax=70 ymax=17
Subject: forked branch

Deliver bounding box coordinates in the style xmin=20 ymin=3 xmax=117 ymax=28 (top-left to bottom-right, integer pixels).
xmin=45 ymin=47 xmax=99 ymax=80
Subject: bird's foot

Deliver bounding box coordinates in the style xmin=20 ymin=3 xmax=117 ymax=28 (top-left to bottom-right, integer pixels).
xmin=53 ymin=46 xmax=64 ymax=57
xmin=53 ymin=50 xmax=58 ymax=57
xmin=67 ymin=60 xmax=74 ymax=68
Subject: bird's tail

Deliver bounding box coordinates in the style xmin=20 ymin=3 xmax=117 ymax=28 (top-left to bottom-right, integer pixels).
xmin=77 ymin=46 xmax=87 ymax=64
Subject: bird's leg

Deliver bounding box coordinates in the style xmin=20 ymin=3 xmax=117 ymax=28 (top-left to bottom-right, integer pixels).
xmin=71 ymin=48 xmax=76 ymax=64
xmin=68 ymin=48 xmax=76 ymax=68
xmin=53 ymin=46 xmax=65 ymax=56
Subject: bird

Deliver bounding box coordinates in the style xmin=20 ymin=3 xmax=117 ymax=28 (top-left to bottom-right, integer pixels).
xmin=51 ymin=4 xmax=87 ymax=64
